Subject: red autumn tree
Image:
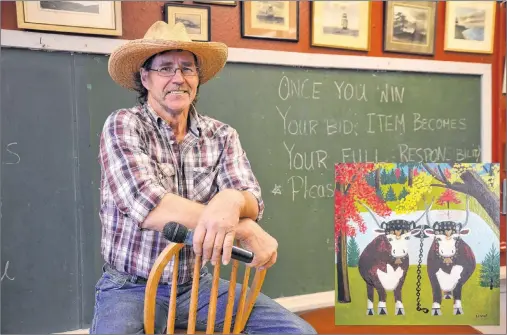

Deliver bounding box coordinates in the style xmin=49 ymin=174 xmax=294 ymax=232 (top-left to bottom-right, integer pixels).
xmin=335 ymin=163 xmax=392 ymax=303
xmin=437 ymin=188 xmax=461 ymax=216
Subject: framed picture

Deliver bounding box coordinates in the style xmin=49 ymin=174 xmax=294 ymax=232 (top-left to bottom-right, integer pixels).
xmin=194 ymin=1 xmax=236 ymax=6
xmin=383 ymin=1 xmax=437 ymax=55
xmin=334 ymin=162 xmax=501 ymax=326
xmin=15 ymin=1 xmax=122 ymax=36
xmin=311 ymin=1 xmax=371 ymax=51
xmin=164 ymin=3 xmax=210 ymax=42
xmin=444 ymin=1 xmax=496 ymax=54
xmin=241 ymin=1 xmax=298 ymax=42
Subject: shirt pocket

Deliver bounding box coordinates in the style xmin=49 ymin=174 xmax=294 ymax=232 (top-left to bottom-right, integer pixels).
xmin=157 ymin=163 xmax=177 ymax=191
xmin=192 ymin=165 xmax=219 ymax=203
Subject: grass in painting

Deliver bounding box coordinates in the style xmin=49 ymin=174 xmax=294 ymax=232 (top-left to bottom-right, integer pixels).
xmin=335 ymin=264 xmax=500 ymax=326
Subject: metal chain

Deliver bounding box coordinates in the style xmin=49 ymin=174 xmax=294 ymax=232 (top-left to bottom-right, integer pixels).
xmin=416 ymin=228 xmax=429 ymax=313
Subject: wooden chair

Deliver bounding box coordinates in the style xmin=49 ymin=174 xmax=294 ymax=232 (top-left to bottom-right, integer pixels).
xmin=144 ymin=242 xmax=267 ymax=334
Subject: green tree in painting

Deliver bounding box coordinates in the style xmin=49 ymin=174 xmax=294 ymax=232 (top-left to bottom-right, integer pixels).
xmin=385 ymin=186 xmax=397 ymax=201
xmin=479 ymin=244 xmax=500 ymax=288
xmin=398 ymin=187 xmax=409 ymax=200
xmin=347 ymin=237 xmax=361 ymax=267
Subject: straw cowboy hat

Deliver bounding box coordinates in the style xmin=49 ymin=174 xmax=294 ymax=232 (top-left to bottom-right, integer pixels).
xmin=108 ymin=21 xmax=228 ymax=90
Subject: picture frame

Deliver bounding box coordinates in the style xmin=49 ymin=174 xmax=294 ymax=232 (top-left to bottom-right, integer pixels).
xmin=241 ymin=1 xmax=299 ymax=42
xmin=383 ymin=1 xmax=437 ymax=56
xmin=15 ymin=1 xmax=122 ymax=36
xmin=444 ymin=1 xmax=496 ymax=54
xmin=311 ymin=1 xmax=371 ymax=51
xmin=194 ymin=1 xmax=236 ymax=6
xmin=164 ymin=3 xmax=211 ymax=42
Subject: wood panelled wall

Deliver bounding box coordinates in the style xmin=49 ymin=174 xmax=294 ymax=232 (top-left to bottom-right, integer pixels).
xmin=1 ymin=0 xmax=505 ymax=260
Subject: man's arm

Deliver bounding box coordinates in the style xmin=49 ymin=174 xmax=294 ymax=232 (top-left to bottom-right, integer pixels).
xmin=145 ymin=126 xmax=264 ymax=232
xmin=100 ymin=111 xmax=261 ymax=233
xmin=215 ymin=128 xmax=264 ymax=222
xmin=141 ymin=189 xmax=256 ymax=232
xmin=192 ymin=128 xmax=264 ymax=265
xmin=99 ymin=110 xmax=170 ymax=227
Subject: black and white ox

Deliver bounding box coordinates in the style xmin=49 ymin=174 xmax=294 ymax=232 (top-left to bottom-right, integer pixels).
xmin=424 ymin=196 xmax=476 ymax=316
xmin=358 ymin=202 xmax=430 ymax=316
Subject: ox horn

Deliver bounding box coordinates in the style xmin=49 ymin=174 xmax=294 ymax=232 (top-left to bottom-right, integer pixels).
xmin=415 ymin=198 xmax=433 ymax=224
xmin=358 ymin=200 xmax=383 ymax=229
xmin=426 ymin=197 xmax=436 ymax=227
xmin=462 ymin=194 xmax=470 ymax=228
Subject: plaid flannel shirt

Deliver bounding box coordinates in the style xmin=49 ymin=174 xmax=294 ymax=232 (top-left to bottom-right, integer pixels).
xmin=98 ymin=103 xmax=264 ymax=284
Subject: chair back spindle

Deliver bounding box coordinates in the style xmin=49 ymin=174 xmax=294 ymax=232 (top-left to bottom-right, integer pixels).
xmin=144 ymin=242 xmax=266 ymax=334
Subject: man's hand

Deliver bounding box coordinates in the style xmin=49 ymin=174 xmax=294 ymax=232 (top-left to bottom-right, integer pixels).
xmin=192 ymin=189 xmax=245 ymax=266
xmin=236 ymin=218 xmax=278 ymax=270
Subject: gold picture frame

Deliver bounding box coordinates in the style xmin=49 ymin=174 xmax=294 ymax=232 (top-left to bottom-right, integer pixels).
xmin=444 ymin=1 xmax=496 ymax=54
xmin=194 ymin=1 xmax=236 ymax=6
xmin=15 ymin=1 xmax=122 ymax=36
xmin=311 ymin=1 xmax=371 ymax=51
xmin=383 ymin=1 xmax=437 ymax=55
xmin=241 ymin=1 xmax=299 ymax=42
xmin=164 ymin=3 xmax=211 ymax=42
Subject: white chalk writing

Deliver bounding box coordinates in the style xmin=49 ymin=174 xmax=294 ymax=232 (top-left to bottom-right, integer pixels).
xmin=1 ymin=261 xmax=15 ymax=282
xmin=271 ymin=184 xmax=282 ymax=196
xmin=287 ymin=175 xmax=334 ymax=201
xmin=4 ymin=142 xmax=20 ymax=164
xmin=284 ymin=141 xmax=328 ymax=171
xmin=273 ymin=74 xmax=477 ymax=202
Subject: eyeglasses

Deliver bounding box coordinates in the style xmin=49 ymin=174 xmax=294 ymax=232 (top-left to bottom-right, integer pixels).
xmin=147 ymin=66 xmax=199 ymax=77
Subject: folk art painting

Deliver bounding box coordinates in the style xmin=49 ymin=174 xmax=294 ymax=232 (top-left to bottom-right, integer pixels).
xmin=334 ymin=162 xmax=500 ymax=326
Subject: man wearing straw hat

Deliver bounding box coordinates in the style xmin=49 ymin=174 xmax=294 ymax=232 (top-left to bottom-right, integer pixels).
xmin=91 ymin=21 xmax=317 ymax=334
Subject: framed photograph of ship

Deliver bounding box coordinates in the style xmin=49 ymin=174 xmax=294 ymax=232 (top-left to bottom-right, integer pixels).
xmin=444 ymin=1 xmax=496 ymax=54
xmin=15 ymin=1 xmax=122 ymax=36
xmin=383 ymin=1 xmax=437 ymax=55
xmin=311 ymin=1 xmax=371 ymax=51
xmin=241 ymin=1 xmax=299 ymax=42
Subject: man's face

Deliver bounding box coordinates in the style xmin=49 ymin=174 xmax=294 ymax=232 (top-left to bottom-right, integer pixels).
xmin=141 ymin=50 xmax=199 ymax=115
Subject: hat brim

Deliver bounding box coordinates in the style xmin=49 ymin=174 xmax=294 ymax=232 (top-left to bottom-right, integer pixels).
xmin=108 ymin=39 xmax=228 ymax=90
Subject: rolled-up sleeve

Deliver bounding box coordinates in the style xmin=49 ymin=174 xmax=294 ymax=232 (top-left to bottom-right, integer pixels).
xmin=99 ymin=110 xmax=167 ymax=226
xmin=216 ymin=128 xmax=265 ymax=221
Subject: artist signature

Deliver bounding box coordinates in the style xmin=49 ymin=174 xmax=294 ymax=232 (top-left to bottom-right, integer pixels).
xmin=475 ymin=313 xmax=488 ymax=318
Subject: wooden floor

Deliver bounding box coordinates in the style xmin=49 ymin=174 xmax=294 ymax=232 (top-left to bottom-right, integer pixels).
xmin=299 ymin=307 xmax=482 ymax=334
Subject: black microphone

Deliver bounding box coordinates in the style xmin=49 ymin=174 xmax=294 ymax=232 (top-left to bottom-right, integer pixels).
xmin=162 ymin=222 xmax=254 ymax=264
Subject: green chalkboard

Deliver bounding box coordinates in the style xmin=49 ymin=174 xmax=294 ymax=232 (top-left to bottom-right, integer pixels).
xmin=84 ymin=60 xmax=482 ymax=299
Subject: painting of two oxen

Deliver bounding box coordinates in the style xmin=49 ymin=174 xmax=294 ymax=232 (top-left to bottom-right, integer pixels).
xmin=334 ymin=162 xmax=500 ymax=325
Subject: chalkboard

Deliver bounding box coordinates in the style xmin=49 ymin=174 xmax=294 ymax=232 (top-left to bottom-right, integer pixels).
xmin=1 ymin=50 xmax=82 ymax=333
xmin=1 ymin=47 xmax=485 ymax=333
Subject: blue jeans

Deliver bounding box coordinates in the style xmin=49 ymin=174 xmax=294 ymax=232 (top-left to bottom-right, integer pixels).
xmin=90 ymin=264 xmax=316 ymax=334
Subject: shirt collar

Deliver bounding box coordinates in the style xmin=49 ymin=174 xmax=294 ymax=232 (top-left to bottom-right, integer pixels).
xmin=144 ymin=103 xmax=202 ymax=137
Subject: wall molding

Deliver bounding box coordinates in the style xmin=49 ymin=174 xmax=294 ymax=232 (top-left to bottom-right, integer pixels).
xmin=1 ymin=29 xmax=492 ymax=162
